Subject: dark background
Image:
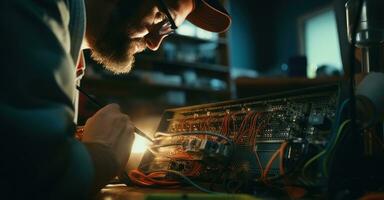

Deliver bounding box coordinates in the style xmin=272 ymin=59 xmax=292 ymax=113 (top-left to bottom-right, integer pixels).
xmin=229 ymin=0 xmax=338 ymax=72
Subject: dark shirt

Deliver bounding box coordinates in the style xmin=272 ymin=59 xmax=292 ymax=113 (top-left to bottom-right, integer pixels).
xmin=0 ymin=0 xmax=119 ymax=199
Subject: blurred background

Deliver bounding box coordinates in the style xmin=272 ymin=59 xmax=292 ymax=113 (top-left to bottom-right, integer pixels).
xmin=79 ymin=0 xmax=346 ymax=135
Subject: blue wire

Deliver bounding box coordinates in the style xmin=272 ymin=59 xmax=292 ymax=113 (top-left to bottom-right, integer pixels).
xmin=335 ymin=99 xmax=350 ymax=128
xmin=326 ymin=98 xmax=349 ymax=150
xmin=164 ymin=170 xmax=221 ymax=194
xmin=321 ymin=98 xmax=350 ymax=175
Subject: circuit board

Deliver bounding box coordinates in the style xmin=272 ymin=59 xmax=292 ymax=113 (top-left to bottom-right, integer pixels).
xmin=136 ymin=85 xmax=340 ymax=192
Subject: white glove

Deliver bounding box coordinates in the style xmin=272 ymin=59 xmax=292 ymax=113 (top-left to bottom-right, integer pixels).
xmin=82 ymin=103 xmax=135 ymax=169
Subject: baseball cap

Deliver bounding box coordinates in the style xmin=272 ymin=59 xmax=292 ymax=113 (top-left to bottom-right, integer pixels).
xmin=186 ymin=0 xmax=232 ymax=33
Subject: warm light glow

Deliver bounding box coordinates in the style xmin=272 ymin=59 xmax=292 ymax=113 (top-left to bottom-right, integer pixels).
xmin=131 ymin=134 xmax=150 ymax=153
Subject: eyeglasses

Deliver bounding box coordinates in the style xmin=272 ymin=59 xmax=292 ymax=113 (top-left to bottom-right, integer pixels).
xmin=156 ymin=0 xmax=178 ymax=35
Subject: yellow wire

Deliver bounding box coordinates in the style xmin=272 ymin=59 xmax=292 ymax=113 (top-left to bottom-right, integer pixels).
xmin=323 ymin=120 xmax=351 ymax=177
xmin=301 ymin=120 xmax=351 ymax=180
xmin=301 ymin=150 xmax=326 ymax=180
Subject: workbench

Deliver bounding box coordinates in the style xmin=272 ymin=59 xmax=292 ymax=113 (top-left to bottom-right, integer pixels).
xmin=96 ymin=184 xmax=259 ymax=200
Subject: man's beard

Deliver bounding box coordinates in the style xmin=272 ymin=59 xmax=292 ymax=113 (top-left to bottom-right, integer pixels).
xmin=88 ymin=1 xmax=146 ymax=74
xmin=90 ymin=29 xmax=146 ymax=74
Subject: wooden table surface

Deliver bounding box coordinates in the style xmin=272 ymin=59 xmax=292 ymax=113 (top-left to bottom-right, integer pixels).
xmin=96 ymin=184 xmax=200 ymax=200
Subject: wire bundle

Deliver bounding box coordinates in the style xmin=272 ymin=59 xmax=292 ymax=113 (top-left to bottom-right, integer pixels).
xmin=220 ymin=112 xmax=236 ymax=137
xmin=128 ymin=169 xmax=180 ymax=186
xmin=139 ymin=110 xmax=286 ymax=190
xmin=235 ymin=111 xmax=256 ymax=144
xmin=127 ymin=169 xmax=218 ymax=193
xmin=129 ymin=107 xmax=329 ymax=193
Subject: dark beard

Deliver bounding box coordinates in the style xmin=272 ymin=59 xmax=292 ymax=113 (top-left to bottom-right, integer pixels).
xmin=90 ymin=27 xmax=146 ymax=74
xmin=89 ymin=0 xmax=146 ymax=74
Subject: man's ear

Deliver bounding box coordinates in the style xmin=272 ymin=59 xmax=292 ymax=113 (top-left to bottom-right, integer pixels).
xmin=145 ymin=33 xmax=167 ymax=51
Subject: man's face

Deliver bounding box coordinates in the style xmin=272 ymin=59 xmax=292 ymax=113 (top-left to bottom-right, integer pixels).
xmin=85 ymin=0 xmax=194 ymax=74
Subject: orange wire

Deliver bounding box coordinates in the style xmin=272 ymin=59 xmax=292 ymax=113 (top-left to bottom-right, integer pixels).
xmin=236 ymin=111 xmax=254 ymax=143
xmin=247 ymin=112 xmax=256 ymax=144
xmin=262 ymin=142 xmax=288 ymax=181
xmin=128 ymin=169 xmax=180 ymax=186
xmin=220 ymin=113 xmax=229 ymax=136
xmin=254 ymin=150 xmax=264 ymax=178
xmin=248 ymin=112 xmax=264 ymax=178
xmin=250 ymin=112 xmax=261 ymax=146
xmin=226 ymin=113 xmax=234 ymax=137
xmin=279 ymin=142 xmax=289 ymax=176
xmin=128 ymin=170 xmax=156 ymax=186
xmin=262 ymin=147 xmax=281 ymax=180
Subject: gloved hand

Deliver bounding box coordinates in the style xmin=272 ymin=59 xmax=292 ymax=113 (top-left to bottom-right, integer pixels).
xmin=82 ymin=103 xmax=135 ymax=170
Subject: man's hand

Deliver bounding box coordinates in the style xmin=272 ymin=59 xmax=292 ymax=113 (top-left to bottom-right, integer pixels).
xmin=82 ymin=104 xmax=135 ymax=170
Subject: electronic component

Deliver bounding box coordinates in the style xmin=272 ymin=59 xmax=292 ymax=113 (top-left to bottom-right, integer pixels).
xmin=132 ymin=85 xmax=340 ymax=193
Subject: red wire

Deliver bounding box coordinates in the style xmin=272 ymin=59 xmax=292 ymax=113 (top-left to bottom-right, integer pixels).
xmin=254 ymin=149 xmax=264 ymax=178
xmin=249 ymin=112 xmax=260 ymax=147
xmin=244 ymin=111 xmax=254 ymax=143
xmin=220 ymin=113 xmax=229 ymax=136
xmin=128 ymin=169 xmax=180 ymax=186
xmin=236 ymin=111 xmax=254 ymax=143
xmin=279 ymin=142 xmax=288 ymax=176
xmin=262 ymin=147 xmax=281 ymax=180
xmin=262 ymin=142 xmax=288 ymax=181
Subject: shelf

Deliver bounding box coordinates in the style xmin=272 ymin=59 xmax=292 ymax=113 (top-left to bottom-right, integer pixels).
xmin=165 ymin=34 xmax=227 ymax=45
xmin=136 ymin=55 xmax=229 ymax=74
xmin=82 ymin=78 xmax=231 ymax=96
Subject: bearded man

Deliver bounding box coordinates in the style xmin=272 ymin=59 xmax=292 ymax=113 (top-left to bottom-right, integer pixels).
xmin=0 ymin=0 xmax=230 ymax=199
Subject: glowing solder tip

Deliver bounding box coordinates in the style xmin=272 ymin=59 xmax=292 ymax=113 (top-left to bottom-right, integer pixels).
xmin=131 ymin=134 xmax=151 ymax=153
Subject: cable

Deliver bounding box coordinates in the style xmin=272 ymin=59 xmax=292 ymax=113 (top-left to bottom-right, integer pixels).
xmin=147 ymin=144 xmax=184 ymax=156
xmin=320 ymin=98 xmax=349 ymax=152
xmin=162 ymin=170 xmax=220 ymax=193
xmin=220 ymin=112 xmax=230 ymax=136
xmin=326 ymin=120 xmax=352 ymax=157
xmin=323 ymin=120 xmax=351 ymax=177
xmin=299 ymin=105 xmax=352 ymax=181
xmin=128 ymin=169 xmax=180 ymax=186
xmin=129 ymin=168 xmax=220 ymax=193
xmin=279 ymin=142 xmax=289 ymax=176
xmin=150 ymin=143 xmax=182 ymax=149
xmin=251 ymin=113 xmax=265 ymax=178
xmin=301 ymin=120 xmax=351 ymax=180
xmin=254 ymin=150 xmax=264 ymax=178
xmin=146 ymin=146 xmax=161 ymax=155
xmin=154 ymin=131 xmax=233 ymax=146
xmin=249 ymin=112 xmax=262 ymax=147
xmin=235 ymin=111 xmax=254 ymax=143
xmin=262 ymin=142 xmax=288 ymax=181
xmin=315 ymin=98 xmax=349 ymax=169
xmin=301 ymin=150 xmax=326 ymax=180
xmin=335 ymin=99 xmax=350 ymax=128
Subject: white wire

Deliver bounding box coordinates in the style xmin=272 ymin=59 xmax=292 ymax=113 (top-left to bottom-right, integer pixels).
xmin=154 ymin=131 xmax=233 ymax=145
xmin=150 ymin=143 xmax=182 ymax=149
xmin=147 ymin=143 xmax=182 ymax=155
